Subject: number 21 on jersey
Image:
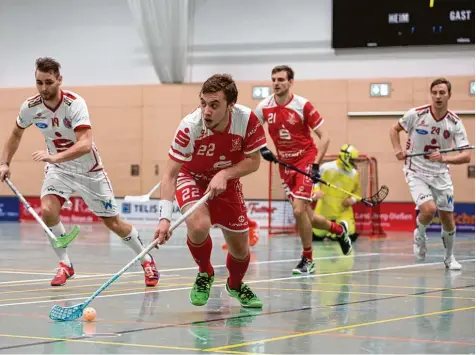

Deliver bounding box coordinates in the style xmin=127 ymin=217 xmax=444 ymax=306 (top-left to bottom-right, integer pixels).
xmin=267 ymin=113 xmax=276 ymax=124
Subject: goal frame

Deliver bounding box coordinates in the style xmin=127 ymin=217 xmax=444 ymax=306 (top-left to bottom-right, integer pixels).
xmin=267 ymin=154 xmax=386 ymax=238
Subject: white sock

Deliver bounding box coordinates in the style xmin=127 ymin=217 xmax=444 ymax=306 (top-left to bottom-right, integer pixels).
xmin=441 ymin=229 xmax=456 ymax=259
xmin=121 ymin=227 xmax=151 ymax=264
xmin=416 ymin=217 xmax=429 ymax=235
xmin=48 ymin=222 xmax=71 ymax=267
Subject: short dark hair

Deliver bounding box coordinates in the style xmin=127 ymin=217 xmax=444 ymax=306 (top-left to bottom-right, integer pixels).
xmin=271 ymin=65 xmax=294 ymax=81
xmin=201 ymin=74 xmax=238 ymax=105
xmin=35 ymin=57 xmax=61 ymax=77
xmin=430 ymin=78 xmax=452 ymax=94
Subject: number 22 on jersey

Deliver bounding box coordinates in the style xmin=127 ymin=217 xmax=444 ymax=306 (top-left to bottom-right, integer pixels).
xmin=197 ymin=143 xmax=215 ymax=156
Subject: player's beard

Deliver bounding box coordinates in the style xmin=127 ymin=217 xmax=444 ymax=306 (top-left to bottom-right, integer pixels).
xmin=41 ymin=90 xmax=59 ymax=101
xmin=275 ymin=87 xmax=289 ymax=98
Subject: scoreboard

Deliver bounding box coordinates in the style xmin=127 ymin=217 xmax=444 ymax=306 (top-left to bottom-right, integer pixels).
xmin=332 ymin=0 xmax=475 ymax=48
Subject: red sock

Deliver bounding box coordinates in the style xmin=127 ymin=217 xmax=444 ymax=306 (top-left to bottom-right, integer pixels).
xmin=226 ymin=252 xmax=250 ymax=290
xmin=329 ymin=222 xmax=343 ymax=236
xmin=302 ymin=247 xmax=313 ymax=260
xmin=187 ymin=235 xmax=214 ymax=277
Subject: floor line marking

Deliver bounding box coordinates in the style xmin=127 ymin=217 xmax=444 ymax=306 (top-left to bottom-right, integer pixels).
xmin=0 ymin=310 xmax=473 ymax=347
xmin=0 ymin=277 xmax=192 ymax=296
xmin=250 ymin=286 xmax=475 ymax=300
xmin=0 ymin=258 xmax=472 ymax=308
xmin=203 ymin=306 xmax=476 ymax=352
xmin=0 ymin=271 xmax=56 ymax=276
xmin=282 ymin=281 xmax=475 ymax=291
xmin=0 ymin=253 xmax=379 ymax=286
xmin=0 ymin=268 xmax=101 ymax=275
xmin=0 ymin=334 xmax=200 ymax=352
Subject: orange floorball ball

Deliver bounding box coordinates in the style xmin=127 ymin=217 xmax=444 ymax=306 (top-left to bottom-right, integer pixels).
xmin=83 ymin=307 xmax=96 ymax=322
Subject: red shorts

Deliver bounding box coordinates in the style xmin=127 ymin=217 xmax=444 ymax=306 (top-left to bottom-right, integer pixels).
xmin=175 ymin=174 xmax=249 ymax=232
xmin=279 ymin=158 xmax=314 ymax=202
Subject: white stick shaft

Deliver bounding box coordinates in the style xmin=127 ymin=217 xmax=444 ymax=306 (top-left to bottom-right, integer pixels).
xmin=26 ymin=206 xmax=58 ymax=242
xmin=83 ymin=191 xmax=210 ymax=307
xmin=4 ymin=178 xmax=58 ymax=242
xmin=141 ymin=191 xmax=210 ymax=258
xmin=124 ymin=182 xmax=162 ymax=201
xmin=146 ymin=181 xmax=161 ymax=197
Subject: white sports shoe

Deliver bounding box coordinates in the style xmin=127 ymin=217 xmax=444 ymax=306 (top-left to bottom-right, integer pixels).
xmin=413 ymin=228 xmax=428 ymax=261
xmin=444 ymin=255 xmax=462 ymax=270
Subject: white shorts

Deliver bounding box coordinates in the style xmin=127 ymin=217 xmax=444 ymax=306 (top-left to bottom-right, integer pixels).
xmin=41 ymin=167 xmax=119 ymax=217
xmin=405 ymin=172 xmax=454 ymax=212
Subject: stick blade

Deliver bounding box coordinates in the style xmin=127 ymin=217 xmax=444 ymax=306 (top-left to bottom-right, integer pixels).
xmin=53 ymin=225 xmax=80 ymax=248
xmin=363 ymin=185 xmax=389 ymax=207
xmin=49 ymin=304 xmax=85 ymax=322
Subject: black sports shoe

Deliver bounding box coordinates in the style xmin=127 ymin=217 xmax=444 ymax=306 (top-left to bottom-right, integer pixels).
xmin=292 ymin=256 xmax=316 ymax=275
xmin=337 ymin=221 xmax=352 ymax=255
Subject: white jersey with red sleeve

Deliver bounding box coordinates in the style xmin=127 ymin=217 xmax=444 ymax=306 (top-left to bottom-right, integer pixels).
xmin=16 ymin=90 xmax=103 ymax=174
xmin=254 ymin=94 xmax=323 ymax=163
xmin=168 ymin=104 xmax=267 ymax=183
xmin=399 ymin=105 xmax=470 ymax=176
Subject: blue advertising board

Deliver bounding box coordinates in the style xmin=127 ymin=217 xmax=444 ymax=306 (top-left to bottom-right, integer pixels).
xmin=427 ymin=203 xmax=475 ymax=233
xmin=0 ymin=197 xmax=20 ymax=222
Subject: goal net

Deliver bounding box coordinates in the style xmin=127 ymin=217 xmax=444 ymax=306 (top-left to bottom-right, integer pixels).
xmin=267 ymin=154 xmax=386 ymax=238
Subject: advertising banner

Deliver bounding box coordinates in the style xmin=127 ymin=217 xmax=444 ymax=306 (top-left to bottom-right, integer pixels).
xmin=118 ymin=199 xmax=181 ymax=223
xmin=19 ymin=196 xmax=101 ymax=223
xmin=16 ymin=194 xmax=473 ymax=233
xmin=427 ymin=203 xmax=474 ymax=233
xmin=0 ymin=196 xmax=20 ymax=222
xmin=355 ymin=202 xmax=417 ymax=232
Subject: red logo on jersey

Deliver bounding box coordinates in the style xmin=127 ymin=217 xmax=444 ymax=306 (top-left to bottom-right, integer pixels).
xmin=63 ymin=118 xmax=72 ymax=129
xmin=175 ymin=128 xmax=190 ymax=148
xmin=51 ymin=117 xmax=59 ymax=127
xmin=53 ymin=138 xmax=75 ymax=152
xmin=423 ymin=144 xmax=439 ymax=159
xmin=443 ymin=130 xmax=450 ymax=139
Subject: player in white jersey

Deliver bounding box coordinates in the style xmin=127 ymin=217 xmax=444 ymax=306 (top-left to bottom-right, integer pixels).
xmin=390 ymin=78 xmax=472 ymax=270
xmin=0 ymin=57 xmax=159 ymax=286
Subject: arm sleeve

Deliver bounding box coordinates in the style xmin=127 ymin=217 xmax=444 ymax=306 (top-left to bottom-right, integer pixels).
xmin=16 ymin=101 xmax=33 ymax=129
xmin=168 ymin=120 xmax=195 ymax=162
xmin=71 ymin=99 xmax=92 ymax=131
xmin=398 ymin=109 xmax=416 ymax=133
xmin=352 ymin=170 xmax=361 ymax=197
xmin=453 ymin=120 xmax=470 ymax=148
xmin=304 ymin=101 xmax=324 ymax=130
xmin=253 ymin=102 xmax=265 ymax=125
xmin=243 ymin=111 xmax=267 ymax=154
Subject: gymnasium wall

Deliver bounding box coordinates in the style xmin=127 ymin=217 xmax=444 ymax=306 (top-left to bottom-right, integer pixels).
xmin=0 ymin=76 xmax=473 ymax=202
xmin=0 ymin=0 xmax=473 ymax=88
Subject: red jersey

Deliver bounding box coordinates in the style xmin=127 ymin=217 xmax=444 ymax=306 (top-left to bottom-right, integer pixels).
xmin=254 ymin=94 xmax=323 ymax=163
xmin=169 ymin=104 xmax=267 ymax=184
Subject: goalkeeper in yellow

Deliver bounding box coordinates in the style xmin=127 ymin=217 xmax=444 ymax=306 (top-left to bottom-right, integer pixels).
xmin=311 ymin=144 xmax=361 ymax=242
